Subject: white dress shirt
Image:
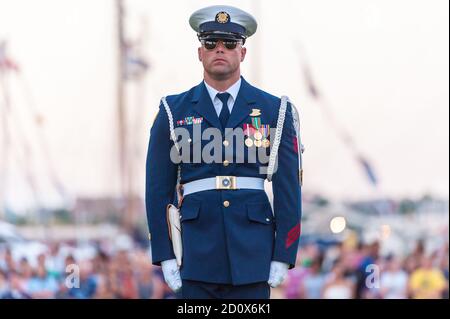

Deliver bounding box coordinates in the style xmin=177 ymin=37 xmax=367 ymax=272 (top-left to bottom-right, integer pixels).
xmin=204 ymin=78 xmax=241 ymax=117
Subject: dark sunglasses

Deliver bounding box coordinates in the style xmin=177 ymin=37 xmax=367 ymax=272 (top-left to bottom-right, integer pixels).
xmin=201 ymin=39 xmax=242 ymax=50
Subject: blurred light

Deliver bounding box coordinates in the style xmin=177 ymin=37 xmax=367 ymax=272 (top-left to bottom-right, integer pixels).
xmin=330 ymin=216 xmax=346 ymax=234
xmin=380 ymin=224 xmax=391 ymax=240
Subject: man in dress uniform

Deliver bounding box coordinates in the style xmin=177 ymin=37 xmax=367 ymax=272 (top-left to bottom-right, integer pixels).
xmin=145 ymin=5 xmax=303 ymax=299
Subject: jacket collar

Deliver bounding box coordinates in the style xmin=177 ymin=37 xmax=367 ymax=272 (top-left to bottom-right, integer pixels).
xmin=191 ymin=76 xmax=257 ymax=129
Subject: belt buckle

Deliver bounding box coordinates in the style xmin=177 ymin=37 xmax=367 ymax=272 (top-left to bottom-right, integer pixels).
xmin=216 ymin=176 xmax=237 ymax=190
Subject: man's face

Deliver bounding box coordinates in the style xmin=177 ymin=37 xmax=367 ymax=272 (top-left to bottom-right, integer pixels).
xmin=198 ymin=39 xmax=247 ymax=80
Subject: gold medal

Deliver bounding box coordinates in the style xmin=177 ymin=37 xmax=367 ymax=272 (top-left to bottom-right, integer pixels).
xmin=254 ymin=131 xmax=263 ymax=140
xmin=262 ymin=139 xmax=270 ymax=148
xmin=254 ymin=140 xmax=262 ymax=147
xmin=245 ymin=138 xmax=254 ymax=147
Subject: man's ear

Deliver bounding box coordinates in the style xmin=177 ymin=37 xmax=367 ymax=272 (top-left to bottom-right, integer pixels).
xmin=198 ymin=47 xmax=202 ymax=61
xmin=240 ymin=47 xmax=247 ymax=62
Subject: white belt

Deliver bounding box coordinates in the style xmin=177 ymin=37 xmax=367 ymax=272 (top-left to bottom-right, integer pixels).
xmin=182 ymin=176 xmax=265 ymax=196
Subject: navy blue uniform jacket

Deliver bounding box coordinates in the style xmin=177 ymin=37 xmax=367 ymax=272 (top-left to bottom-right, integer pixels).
xmin=146 ymin=77 xmax=302 ymax=285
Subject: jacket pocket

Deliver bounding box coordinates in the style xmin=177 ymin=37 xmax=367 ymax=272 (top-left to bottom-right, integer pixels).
xmin=180 ymin=200 xmax=201 ymax=222
xmin=246 ymin=202 xmax=273 ymax=224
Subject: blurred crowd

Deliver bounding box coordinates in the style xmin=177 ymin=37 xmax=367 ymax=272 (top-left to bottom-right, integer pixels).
xmin=273 ymin=240 xmax=449 ymax=299
xmin=0 ymin=242 xmax=171 ymax=299
xmin=0 ymin=239 xmax=448 ymax=299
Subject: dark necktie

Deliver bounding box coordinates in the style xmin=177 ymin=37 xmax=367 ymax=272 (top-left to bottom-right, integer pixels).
xmin=217 ymin=92 xmax=231 ymax=129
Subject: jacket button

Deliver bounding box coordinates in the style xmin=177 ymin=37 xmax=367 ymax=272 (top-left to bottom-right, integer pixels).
xmin=223 ymin=201 xmax=230 ymax=207
xmin=223 ymin=140 xmax=229 ymax=147
xmin=223 ymin=160 xmax=229 ymax=167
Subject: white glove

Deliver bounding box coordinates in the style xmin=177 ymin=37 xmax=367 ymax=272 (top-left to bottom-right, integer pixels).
xmin=267 ymin=261 xmax=289 ymax=288
xmin=161 ymin=259 xmax=182 ymax=292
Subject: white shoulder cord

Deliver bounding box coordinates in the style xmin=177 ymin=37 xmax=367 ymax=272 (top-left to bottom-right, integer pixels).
xmin=266 ymin=96 xmax=288 ymax=182
xmin=161 ymin=97 xmax=182 ymax=202
xmin=161 ymin=97 xmax=180 ymax=154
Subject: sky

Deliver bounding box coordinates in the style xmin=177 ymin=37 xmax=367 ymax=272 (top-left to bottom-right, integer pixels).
xmin=0 ymin=0 xmax=448 ymax=211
